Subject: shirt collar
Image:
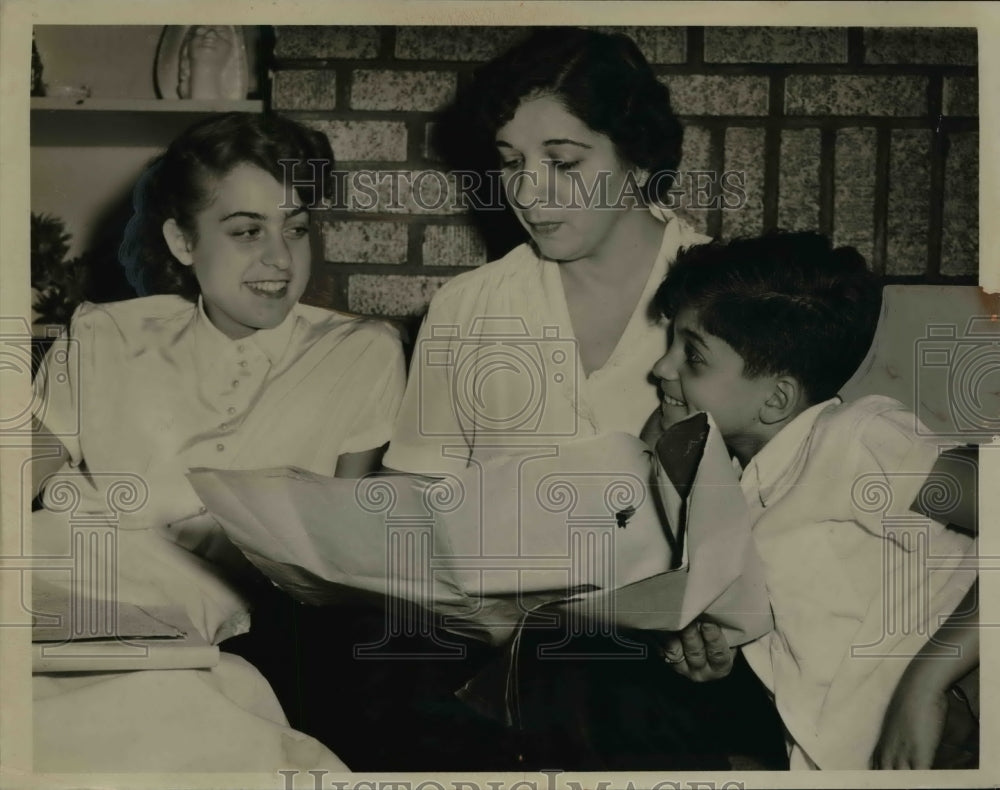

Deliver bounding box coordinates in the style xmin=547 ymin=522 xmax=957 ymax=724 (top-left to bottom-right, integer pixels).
xmin=740 ymin=397 xmax=841 ymax=507
xmin=649 ymin=205 xmax=678 ymax=282
xmin=193 ymin=296 xmax=297 ymax=366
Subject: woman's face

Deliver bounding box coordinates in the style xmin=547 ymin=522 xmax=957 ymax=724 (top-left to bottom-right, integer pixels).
xmin=495 ymin=94 xmax=640 ymax=263
xmin=165 ymin=163 xmax=312 ymax=339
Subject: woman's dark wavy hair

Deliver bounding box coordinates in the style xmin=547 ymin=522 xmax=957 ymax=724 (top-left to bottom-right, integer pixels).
xmin=654 ymin=231 xmax=884 ymax=404
xmin=434 ymin=27 xmax=683 ymax=204
xmin=119 ymin=112 xmax=334 ymax=299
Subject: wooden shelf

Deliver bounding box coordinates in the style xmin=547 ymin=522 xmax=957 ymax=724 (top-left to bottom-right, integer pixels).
xmin=32 ymin=97 xmax=264 ymax=113
xmin=31 ymin=98 xmax=265 ymax=147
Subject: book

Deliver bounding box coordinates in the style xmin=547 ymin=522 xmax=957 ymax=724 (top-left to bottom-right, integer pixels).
xmin=31 ymin=576 xmax=219 ymax=673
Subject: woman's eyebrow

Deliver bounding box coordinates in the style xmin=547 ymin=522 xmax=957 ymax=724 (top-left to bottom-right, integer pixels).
xmin=220 ymin=211 xmax=266 ymax=221
xmin=219 ymin=207 xmax=307 ymax=222
xmin=542 ymin=138 xmax=592 ymax=148
xmin=495 ymin=138 xmax=593 ymax=149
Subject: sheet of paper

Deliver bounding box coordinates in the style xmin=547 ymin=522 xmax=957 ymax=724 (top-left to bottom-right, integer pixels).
xmin=189 ymin=425 xmax=771 ymax=644
xmin=558 ymin=412 xmax=772 ymax=644
xmin=189 ymin=433 xmax=674 ymax=629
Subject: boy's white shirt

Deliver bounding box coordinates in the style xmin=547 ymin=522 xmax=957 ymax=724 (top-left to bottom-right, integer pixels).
xmin=737 ymin=396 xmax=976 ymax=769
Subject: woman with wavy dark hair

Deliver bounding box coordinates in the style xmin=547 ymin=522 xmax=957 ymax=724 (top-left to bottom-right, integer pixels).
xmin=388 ymin=28 xmax=704 ymax=474
xmin=366 ymin=28 xmax=787 ymax=772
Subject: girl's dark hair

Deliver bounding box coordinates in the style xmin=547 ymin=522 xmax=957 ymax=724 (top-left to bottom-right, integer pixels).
xmin=654 ymin=231 xmax=884 ymax=404
xmin=434 ymin=27 xmax=683 ymax=204
xmin=119 ymin=112 xmax=334 ymax=299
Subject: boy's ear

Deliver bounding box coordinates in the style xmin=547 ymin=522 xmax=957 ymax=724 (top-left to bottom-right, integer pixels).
xmin=759 ymin=375 xmax=803 ymax=425
xmin=162 ymin=219 xmax=194 ymax=267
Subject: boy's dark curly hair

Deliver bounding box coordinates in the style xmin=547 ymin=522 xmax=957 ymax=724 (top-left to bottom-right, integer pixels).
xmin=654 ymin=231 xmax=884 ymax=404
xmin=119 ymin=112 xmax=334 ymax=300
xmin=434 ymin=27 xmax=683 ymax=204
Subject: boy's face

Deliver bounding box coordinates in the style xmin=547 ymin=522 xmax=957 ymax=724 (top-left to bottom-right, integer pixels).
xmin=651 ymin=308 xmax=776 ymax=455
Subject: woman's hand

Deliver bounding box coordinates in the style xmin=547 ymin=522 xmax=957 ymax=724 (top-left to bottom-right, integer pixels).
xmin=872 ymin=683 xmax=948 ymax=769
xmin=659 ymin=620 xmax=735 ymax=682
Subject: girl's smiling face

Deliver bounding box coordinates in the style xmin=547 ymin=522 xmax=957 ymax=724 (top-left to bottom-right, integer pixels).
xmin=495 ymin=94 xmax=642 ymax=263
xmin=164 ymin=163 xmax=312 ymax=339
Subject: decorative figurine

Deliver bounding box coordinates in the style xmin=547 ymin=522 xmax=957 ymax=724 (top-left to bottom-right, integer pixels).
xmin=155 ymin=26 xmax=248 ymax=100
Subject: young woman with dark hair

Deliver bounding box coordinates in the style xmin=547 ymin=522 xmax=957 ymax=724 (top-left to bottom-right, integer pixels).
xmin=29 ymin=110 xmax=407 ymax=772
xmin=33 ymin=111 xmax=405 ymax=626
xmin=117 ymin=111 xmax=331 ymax=300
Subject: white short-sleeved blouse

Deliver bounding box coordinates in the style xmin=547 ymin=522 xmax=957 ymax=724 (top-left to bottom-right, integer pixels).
xmin=34 ymin=294 xmax=406 ymax=536
xmin=385 ymin=208 xmax=709 ymax=473
xmin=29 ymin=295 xmax=404 ymax=772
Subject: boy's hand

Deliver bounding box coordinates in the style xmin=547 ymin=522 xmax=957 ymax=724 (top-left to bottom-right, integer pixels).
xmin=660 ymin=621 xmax=735 ymax=682
xmin=872 ymin=584 xmax=978 ymax=769
xmin=871 ymin=685 xmax=948 ymax=769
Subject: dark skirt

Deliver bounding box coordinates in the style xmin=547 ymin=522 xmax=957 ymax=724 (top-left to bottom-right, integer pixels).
xmin=222 ymin=587 xmax=523 ymax=771
xmin=224 ymin=588 xmax=788 ymax=771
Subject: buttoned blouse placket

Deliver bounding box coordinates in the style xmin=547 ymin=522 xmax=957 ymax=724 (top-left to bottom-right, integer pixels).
xmin=189 ymin=307 xmax=261 ymax=458
xmin=181 ymin=305 xmax=279 ymax=521
xmin=212 ymin=339 xmax=269 ymax=457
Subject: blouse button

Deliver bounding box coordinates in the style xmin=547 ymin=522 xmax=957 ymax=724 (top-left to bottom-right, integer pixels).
xmin=232 ymin=379 xmax=240 ymax=388
xmin=227 ymin=406 xmax=236 ymax=415
xmin=237 ymin=344 xmax=245 ymax=353
xmin=239 ymin=360 xmax=248 ymax=368
xmin=199 ymin=506 xmax=208 ymax=515
xmin=216 ymin=443 xmax=225 ymax=452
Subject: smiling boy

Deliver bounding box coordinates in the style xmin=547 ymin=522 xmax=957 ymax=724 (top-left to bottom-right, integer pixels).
xmin=644 ymin=231 xmax=977 ymax=769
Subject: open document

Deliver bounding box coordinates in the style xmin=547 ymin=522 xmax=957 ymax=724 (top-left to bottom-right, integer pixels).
xmin=188 ymin=416 xmax=772 ymax=645
xmin=558 ymin=412 xmax=773 ymax=645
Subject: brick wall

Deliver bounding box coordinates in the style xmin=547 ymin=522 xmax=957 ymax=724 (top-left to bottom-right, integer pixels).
xmin=271 ymin=26 xmax=979 ymax=319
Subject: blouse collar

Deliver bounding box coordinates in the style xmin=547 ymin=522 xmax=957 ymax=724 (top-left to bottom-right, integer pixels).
xmin=193 ymin=296 xmax=297 ymax=366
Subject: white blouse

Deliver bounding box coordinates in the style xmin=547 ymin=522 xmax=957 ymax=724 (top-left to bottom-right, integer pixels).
xmin=34 ymin=294 xmax=406 ymax=536
xmin=385 ymin=208 xmax=709 ymax=474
